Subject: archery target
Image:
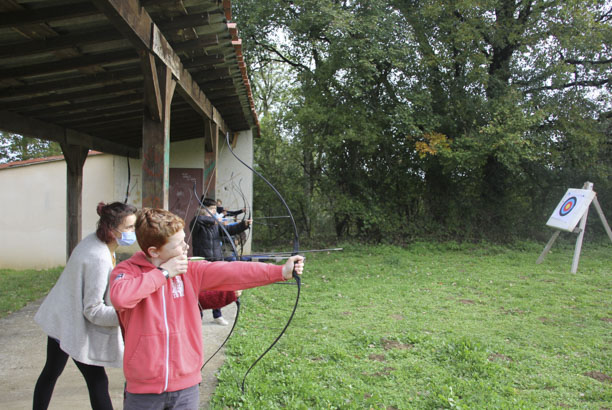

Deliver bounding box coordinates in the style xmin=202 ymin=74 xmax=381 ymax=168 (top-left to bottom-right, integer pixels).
xmin=559 ymin=197 xmax=577 ymax=216
xmin=546 ymin=188 xmax=595 ymax=232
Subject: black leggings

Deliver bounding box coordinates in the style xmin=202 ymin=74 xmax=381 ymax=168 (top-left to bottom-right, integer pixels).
xmin=33 ymin=337 xmax=113 ymax=410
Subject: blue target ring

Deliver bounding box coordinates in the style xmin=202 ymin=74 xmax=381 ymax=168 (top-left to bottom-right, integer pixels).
xmin=559 ymin=196 xmax=577 ymax=216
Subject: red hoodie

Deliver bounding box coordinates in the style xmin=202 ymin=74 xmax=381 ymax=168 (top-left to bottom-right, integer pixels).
xmin=110 ymin=251 xmax=284 ymax=394
xmin=198 ymin=290 xmax=237 ymax=310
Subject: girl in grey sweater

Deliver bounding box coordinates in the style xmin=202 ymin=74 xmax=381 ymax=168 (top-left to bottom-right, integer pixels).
xmin=33 ymin=202 xmax=137 ymax=410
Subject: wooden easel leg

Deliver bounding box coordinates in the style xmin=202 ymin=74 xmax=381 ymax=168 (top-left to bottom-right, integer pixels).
xmin=591 ymin=197 xmax=612 ymax=244
xmin=537 ymin=230 xmax=561 ymax=264
xmin=571 ymin=208 xmax=590 ymax=273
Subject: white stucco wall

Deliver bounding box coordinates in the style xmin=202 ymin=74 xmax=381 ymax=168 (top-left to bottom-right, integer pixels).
xmin=216 ymin=130 xmax=254 ymax=255
xmin=170 ymin=138 xmax=206 ymax=168
xmin=0 ymin=132 xmax=255 ymax=269
xmin=0 ymin=153 xmax=116 ymax=269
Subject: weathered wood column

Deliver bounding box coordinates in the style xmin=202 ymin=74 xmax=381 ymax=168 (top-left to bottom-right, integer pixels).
xmin=141 ymin=53 xmax=176 ymax=209
xmin=203 ymin=118 xmax=218 ymax=198
xmin=60 ymin=142 xmax=89 ymax=259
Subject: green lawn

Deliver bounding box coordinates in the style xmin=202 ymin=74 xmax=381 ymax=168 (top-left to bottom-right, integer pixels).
xmin=211 ymin=242 xmax=612 ymax=409
xmin=0 ymin=267 xmax=62 ymax=318
xmin=2 ymin=242 xmax=609 ymax=408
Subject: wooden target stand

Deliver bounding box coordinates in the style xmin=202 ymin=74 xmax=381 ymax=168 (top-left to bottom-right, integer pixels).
xmin=537 ymin=182 xmax=612 ymax=273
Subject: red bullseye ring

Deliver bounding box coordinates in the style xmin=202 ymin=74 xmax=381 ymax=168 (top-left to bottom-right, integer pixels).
xmin=559 ymin=196 xmax=577 ymax=216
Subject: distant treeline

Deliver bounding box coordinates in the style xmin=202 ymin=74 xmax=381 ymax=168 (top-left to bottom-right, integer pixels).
xmin=233 ymin=0 xmax=612 ymax=245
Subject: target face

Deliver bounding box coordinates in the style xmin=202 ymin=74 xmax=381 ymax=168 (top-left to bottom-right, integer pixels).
xmin=559 ymin=197 xmax=577 ymax=216
xmin=546 ymin=188 xmax=595 ymax=232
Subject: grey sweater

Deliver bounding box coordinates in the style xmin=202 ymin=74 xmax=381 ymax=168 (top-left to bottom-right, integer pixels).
xmin=35 ymin=233 xmax=123 ymax=367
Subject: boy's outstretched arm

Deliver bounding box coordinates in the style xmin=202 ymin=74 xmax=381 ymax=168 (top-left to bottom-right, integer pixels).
xmin=191 ymin=255 xmax=305 ymax=292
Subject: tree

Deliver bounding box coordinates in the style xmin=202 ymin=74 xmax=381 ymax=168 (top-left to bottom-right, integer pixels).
xmin=0 ymin=132 xmax=62 ymax=164
xmin=234 ymin=0 xmax=612 ymax=242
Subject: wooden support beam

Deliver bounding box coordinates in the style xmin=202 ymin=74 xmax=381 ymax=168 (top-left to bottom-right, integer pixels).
xmin=141 ymin=63 xmax=176 ymax=209
xmin=60 ymin=142 xmax=89 ymax=259
xmin=28 ymin=93 xmax=143 ymax=116
xmin=157 ymin=12 xmax=210 ymax=30
xmin=0 ymin=3 xmax=99 ymax=29
xmin=0 ymin=49 xmax=137 ymax=81
xmin=191 ymin=68 xmax=231 ymax=82
xmin=0 ymin=110 xmax=140 ymax=158
xmin=592 ymin=196 xmax=612 ymax=243
xmin=173 ymin=35 xmax=219 ymax=53
xmin=54 ymin=104 xmax=143 ymax=124
xmin=91 ymin=0 xmax=229 ymax=133
xmin=203 ymin=118 xmax=214 ymax=153
xmin=141 ymin=52 xmax=163 ymax=121
xmin=0 ymin=28 xmax=122 ymax=59
xmin=183 ymin=54 xmax=225 ymax=69
xmin=0 ymin=67 xmax=141 ymax=99
xmin=0 ymin=81 xmax=142 ymax=110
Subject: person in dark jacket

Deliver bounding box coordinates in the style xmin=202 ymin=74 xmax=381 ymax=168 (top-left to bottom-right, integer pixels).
xmin=216 ymin=198 xmax=245 ymax=218
xmin=189 ymin=197 xmax=251 ymax=325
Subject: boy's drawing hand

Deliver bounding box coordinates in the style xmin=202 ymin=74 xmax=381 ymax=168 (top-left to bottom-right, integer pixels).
xmin=161 ymin=254 xmax=188 ymax=278
xmin=282 ymin=255 xmax=305 ymax=280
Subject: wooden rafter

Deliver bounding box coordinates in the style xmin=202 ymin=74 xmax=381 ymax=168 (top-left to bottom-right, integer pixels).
xmin=0 ymin=3 xmax=99 ymax=29
xmin=0 ymin=0 xmax=259 ymax=151
xmin=0 ymin=109 xmax=140 ymax=158
xmin=90 ymin=0 xmax=229 ymax=133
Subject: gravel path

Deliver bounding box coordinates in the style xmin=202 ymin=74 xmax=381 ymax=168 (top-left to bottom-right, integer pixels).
xmin=0 ymin=299 xmax=237 ymax=409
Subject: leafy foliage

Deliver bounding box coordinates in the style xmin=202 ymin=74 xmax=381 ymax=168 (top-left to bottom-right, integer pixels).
xmin=0 ymin=132 xmax=62 ymax=164
xmin=234 ymin=0 xmax=612 ymax=244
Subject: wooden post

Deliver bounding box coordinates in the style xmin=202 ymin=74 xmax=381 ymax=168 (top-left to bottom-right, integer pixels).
xmin=538 ymin=181 xmax=612 ymax=272
xmin=201 ymin=118 xmax=218 ymax=199
xmin=141 ymin=55 xmax=176 ymax=209
xmin=571 ymin=206 xmax=590 ymax=273
xmin=591 ymin=196 xmax=612 ymax=243
xmin=536 ymin=230 xmax=560 ymax=265
xmin=569 ymin=182 xmax=593 ymax=273
xmin=60 ymin=142 xmax=89 ymax=260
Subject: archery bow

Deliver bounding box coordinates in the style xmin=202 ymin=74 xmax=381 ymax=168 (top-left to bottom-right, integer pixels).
xmin=223 ymin=131 xmax=301 ymax=393
xmin=231 ymin=177 xmax=251 ymax=259
xmin=189 ymin=183 xmax=247 ymax=371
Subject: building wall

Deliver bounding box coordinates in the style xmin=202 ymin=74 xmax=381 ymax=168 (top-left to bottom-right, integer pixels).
xmin=0 ymin=133 xmax=254 ymax=269
xmin=0 ymin=154 xmax=115 ymax=269
xmin=216 ymin=130 xmax=254 ymax=255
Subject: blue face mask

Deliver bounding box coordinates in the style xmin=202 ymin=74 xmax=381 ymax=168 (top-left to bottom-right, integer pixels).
xmin=117 ymin=231 xmax=136 ymax=246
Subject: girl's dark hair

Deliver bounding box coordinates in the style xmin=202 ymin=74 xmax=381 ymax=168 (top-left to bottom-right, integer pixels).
xmin=201 ymin=196 xmax=216 ymax=207
xmin=96 ymin=202 xmax=137 ymax=244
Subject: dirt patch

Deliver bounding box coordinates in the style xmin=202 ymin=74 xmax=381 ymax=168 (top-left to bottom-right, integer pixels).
xmin=381 ymin=338 xmax=413 ymax=350
xmin=601 ymin=317 xmax=612 ymax=323
xmin=583 ymin=371 xmax=612 ymax=383
xmin=369 ymin=354 xmax=386 ymax=362
xmin=500 ymin=306 xmax=527 ymax=315
xmin=458 ymin=299 xmax=475 ymax=304
xmin=362 ymin=366 xmax=395 ymax=378
xmin=0 ymin=299 xmax=237 ymax=410
xmin=488 ymin=353 xmax=513 ymax=363
xmin=374 ymin=367 xmax=395 ymax=376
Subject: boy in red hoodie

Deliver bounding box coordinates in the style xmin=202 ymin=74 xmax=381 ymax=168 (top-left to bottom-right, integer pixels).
xmin=110 ymin=208 xmax=304 ymax=409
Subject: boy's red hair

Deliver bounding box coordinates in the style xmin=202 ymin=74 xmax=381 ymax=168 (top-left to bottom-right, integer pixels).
xmin=136 ymin=208 xmax=185 ymax=256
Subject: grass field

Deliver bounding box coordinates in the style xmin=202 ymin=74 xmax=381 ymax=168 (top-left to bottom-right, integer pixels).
xmin=211 ymin=241 xmax=611 ymax=409
xmin=0 ymin=266 xmax=62 ymax=318
xmin=2 ymin=242 xmax=609 ymax=408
